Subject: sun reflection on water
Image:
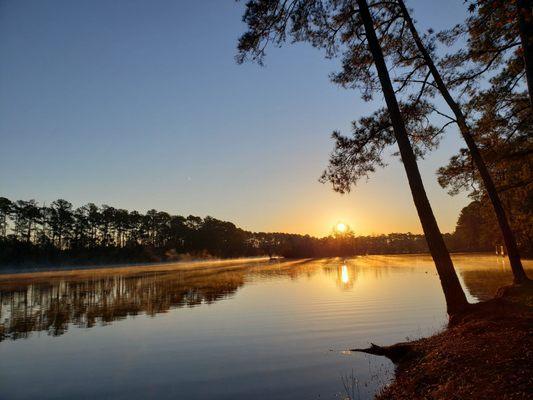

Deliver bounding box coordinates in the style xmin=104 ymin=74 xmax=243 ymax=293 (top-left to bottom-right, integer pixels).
xmin=341 ymin=264 xmax=349 ymax=284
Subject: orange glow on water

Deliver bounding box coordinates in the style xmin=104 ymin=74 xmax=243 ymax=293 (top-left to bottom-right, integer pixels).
xmin=341 ymin=264 xmax=349 ymax=284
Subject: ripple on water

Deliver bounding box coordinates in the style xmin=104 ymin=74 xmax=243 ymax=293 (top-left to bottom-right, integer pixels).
xmin=0 ymin=254 xmax=529 ymax=399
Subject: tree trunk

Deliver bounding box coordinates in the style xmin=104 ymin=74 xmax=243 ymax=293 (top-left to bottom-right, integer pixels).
xmin=356 ymin=0 xmax=469 ymax=315
xmin=397 ymin=0 xmax=530 ymax=284
xmin=26 ymin=222 xmax=32 ymax=243
xmin=517 ymin=0 xmax=533 ymax=109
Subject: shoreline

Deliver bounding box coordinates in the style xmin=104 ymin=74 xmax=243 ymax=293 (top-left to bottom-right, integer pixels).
xmin=356 ymin=283 xmax=533 ymax=399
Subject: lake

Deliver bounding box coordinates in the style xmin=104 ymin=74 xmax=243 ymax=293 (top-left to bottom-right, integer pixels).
xmin=0 ymin=254 xmax=530 ymax=399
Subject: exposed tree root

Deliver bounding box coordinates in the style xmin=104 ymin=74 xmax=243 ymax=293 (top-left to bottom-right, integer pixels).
xmin=350 ymin=342 xmax=416 ymax=364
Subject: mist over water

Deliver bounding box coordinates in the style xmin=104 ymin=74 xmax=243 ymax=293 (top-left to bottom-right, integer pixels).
xmin=0 ymin=254 xmax=529 ymax=399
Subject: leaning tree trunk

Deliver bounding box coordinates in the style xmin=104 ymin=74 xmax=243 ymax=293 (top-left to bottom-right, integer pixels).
xmin=356 ymin=0 xmax=469 ymax=315
xmin=397 ymin=0 xmax=530 ymax=284
xmin=517 ymin=0 xmax=533 ymax=109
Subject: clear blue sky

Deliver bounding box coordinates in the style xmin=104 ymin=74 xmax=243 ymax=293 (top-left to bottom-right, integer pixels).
xmin=0 ymin=0 xmax=469 ymax=236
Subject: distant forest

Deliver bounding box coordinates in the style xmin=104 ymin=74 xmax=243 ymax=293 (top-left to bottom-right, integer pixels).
xmin=0 ymin=195 xmax=528 ymax=267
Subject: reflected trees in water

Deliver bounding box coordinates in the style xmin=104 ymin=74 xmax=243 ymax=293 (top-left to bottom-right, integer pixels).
xmin=0 ymin=269 xmax=245 ymax=341
xmin=1 ymin=256 xmax=520 ymax=342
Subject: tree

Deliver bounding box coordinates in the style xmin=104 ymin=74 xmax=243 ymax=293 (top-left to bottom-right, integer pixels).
xmin=355 ymin=0 xmax=468 ymax=313
xmin=237 ymin=0 xmax=468 ymax=314
xmin=424 ymin=0 xmax=533 ymax=268
xmin=48 ymin=199 xmax=74 ymax=249
xmin=12 ymin=200 xmax=41 ymax=243
xmin=48 ymin=199 xmax=74 ymax=250
xmin=317 ymin=0 xmax=529 ymax=282
xmin=86 ymin=203 xmax=101 ymax=247
xmin=433 ymin=0 xmax=532 ymax=126
xmin=453 ymin=201 xmax=497 ymax=252
xmin=390 ymin=0 xmax=529 ymax=282
xmin=437 ymin=102 xmax=532 ymax=257
xmin=168 ymin=215 xmax=187 ymax=251
xmin=517 ymin=0 xmax=533 ymax=104
xmin=154 ymin=211 xmax=171 ymax=248
xmin=100 ymin=205 xmax=116 ymax=247
xmin=112 ymin=209 xmax=130 ymax=248
xmin=127 ymin=210 xmax=144 ymax=246
xmin=72 ymin=205 xmax=91 ymax=249
xmin=0 ymin=197 xmax=13 ymax=237
xmin=0 ymin=195 xmax=513 ymax=266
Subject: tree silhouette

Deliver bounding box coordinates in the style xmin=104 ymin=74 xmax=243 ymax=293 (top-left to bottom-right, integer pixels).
xmin=236 ymin=0 xmax=468 ymax=314
xmin=385 ymin=0 xmax=529 ymax=282
xmin=0 ymin=197 xmax=12 ymax=237
xmin=319 ymin=0 xmax=529 ymax=283
xmin=0 ymin=195 xmax=527 ymax=267
xmin=517 ymin=0 xmax=533 ymax=105
xmin=12 ymin=200 xmax=41 ymax=243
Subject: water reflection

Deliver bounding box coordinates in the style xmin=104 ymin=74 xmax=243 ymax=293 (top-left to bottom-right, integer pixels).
xmin=1 ymin=254 xmax=531 ymax=400
xmin=0 ymin=255 xmax=530 ymax=342
xmin=453 ymin=254 xmax=517 ymax=301
xmin=341 ymin=265 xmax=349 ymax=284
xmin=0 ymin=267 xmax=249 ymax=341
xmin=0 ymin=260 xmax=324 ymax=341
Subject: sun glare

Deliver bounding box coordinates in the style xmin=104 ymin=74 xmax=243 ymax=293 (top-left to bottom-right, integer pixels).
xmin=341 ymin=265 xmax=349 ymax=284
xmin=336 ymin=222 xmax=347 ymax=233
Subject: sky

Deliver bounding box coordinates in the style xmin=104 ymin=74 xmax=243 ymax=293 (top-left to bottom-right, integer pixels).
xmin=0 ymin=0 xmax=471 ymax=237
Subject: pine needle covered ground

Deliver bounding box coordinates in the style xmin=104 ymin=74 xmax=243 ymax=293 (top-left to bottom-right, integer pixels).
xmin=373 ymin=284 xmax=533 ymax=399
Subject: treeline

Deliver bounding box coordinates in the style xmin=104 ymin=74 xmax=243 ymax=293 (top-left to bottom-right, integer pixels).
xmin=453 ymin=198 xmax=532 ymax=256
xmin=0 ymin=196 xmax=517 ymax=267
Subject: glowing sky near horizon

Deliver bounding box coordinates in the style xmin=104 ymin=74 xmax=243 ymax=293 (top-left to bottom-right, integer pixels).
xmin=0 ymin=0 xmax=470 ymax=237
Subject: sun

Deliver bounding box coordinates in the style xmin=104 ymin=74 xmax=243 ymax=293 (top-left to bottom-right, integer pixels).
xmin=336 ymin=222 xmax=347 ymax=233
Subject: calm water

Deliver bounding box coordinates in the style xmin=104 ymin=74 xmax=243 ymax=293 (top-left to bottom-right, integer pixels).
xmin=0 ymin=254 xmax=530 ymax=400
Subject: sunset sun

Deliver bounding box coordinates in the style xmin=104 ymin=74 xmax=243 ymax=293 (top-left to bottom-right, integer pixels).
xmin=336 ymin=222 xmax=347 ymax=233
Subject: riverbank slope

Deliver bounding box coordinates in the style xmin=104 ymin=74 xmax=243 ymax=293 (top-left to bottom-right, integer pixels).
xmin=368 ymin=284 xmax=533 ymax=399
